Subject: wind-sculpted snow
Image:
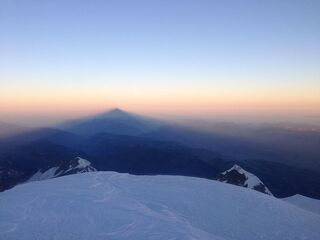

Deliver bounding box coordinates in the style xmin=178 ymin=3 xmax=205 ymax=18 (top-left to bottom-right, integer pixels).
xmin=1 ymin=172 xmax=320 ymax=240
xmin=283 ymin=194 xmax=320 ymax=215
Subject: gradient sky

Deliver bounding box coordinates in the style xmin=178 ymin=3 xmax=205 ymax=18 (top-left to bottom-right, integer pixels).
xmin=1 ymin=0 xmax=320 ymax=126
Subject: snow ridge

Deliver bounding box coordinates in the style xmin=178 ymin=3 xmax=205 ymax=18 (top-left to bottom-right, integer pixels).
xmin=283 ymin=194 xmax=320 ymax=215
xmin=1 ymin=172 xmax=320 ymax=240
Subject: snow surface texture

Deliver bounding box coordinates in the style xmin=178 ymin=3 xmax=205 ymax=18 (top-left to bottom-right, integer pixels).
xmin=28 ymin=157 xmax=96 ymax=182
xmin=1 ymin=172 xmax=320 ymax=240
xmin=220 ymin=164 xmax=273 ymax=195
xmin=283 ymin=195 xmax=320 ymax=215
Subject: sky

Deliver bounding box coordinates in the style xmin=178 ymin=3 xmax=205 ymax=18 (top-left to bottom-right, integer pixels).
xmin=1 ymin=0 xmax=320 ymax=126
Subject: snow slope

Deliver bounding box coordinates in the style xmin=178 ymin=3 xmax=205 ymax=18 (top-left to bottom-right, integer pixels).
xmin=283 ymin=194 xmax=320 ymax=215
xmin=27 ymin=157 xmax=96 ymax=182
xmin=1 ymin=172 xmax=320 ymax=240
xmin=218 ymin=164 xmax=273 ymax=195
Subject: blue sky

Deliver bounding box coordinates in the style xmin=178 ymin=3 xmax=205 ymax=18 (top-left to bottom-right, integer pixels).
xmin=1 ymin=0 xmax=320 ymax=125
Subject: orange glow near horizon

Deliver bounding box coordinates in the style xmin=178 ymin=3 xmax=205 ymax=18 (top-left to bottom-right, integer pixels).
xmin=1 ymin=84 xmax=320 ymax=125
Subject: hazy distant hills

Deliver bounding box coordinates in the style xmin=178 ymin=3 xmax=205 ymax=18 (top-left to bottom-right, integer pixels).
xmin=1 ymin=108 xmax=320 ymax=199
xmin=0 ymin=121 xmax=28 ymax=139
xmin=0 ymin=133 xmax=228 ymax=192
xmin=142 ymin=123 xmax=320 ymax=172
xmin=58 ymin=108 xmax=320 ymax=173
xmin=58 ymin=108 xmax=162 ymax=136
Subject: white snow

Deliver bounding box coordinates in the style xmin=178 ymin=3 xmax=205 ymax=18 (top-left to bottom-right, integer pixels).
xmin=1 ymin=172 xmax=320 ymax=240
xmin=65 ymin=157 xmax=96 ymax=173
xmin=283 ymin=194 xmax=320 ymax=215
xmin=221 ymin=164 xmax=273 ymax=195
xmin=75 ymin=157 xmax=91 ymax=169
xmin=27 ymin=167 xmax=61 ymax=182
xmin=27 ymin=157 xmax=96 ymax=182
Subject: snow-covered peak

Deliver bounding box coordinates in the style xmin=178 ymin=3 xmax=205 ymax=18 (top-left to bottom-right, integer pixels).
xmin=65 ymin=157 xmax=96 ymax=173
xmin=221 ymin=164 xmax=243 ymax=174
xmin=218 ymin=164 xmax=273 ymax=195
xmin=28 ymin=157 xmax=96 ymax=182
xmin=74 ymin=157 xmax=92 ymax=169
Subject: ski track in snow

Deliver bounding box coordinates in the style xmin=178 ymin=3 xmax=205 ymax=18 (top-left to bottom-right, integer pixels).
xmin=1 ymin=172 xmax=320 ymax=240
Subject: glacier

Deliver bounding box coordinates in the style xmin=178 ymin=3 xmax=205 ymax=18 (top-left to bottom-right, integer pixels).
xmin=1 ymin=172 xmax=320 ymax=240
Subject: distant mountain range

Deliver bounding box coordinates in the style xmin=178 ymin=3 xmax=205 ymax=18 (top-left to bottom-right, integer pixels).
xmin=58 ymin=108 xmax=161 ymax=136
xmin=1 ymin=108 xmax=320 ymax=199
xmin=0 ymin=121 xmax=28 ymax=139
